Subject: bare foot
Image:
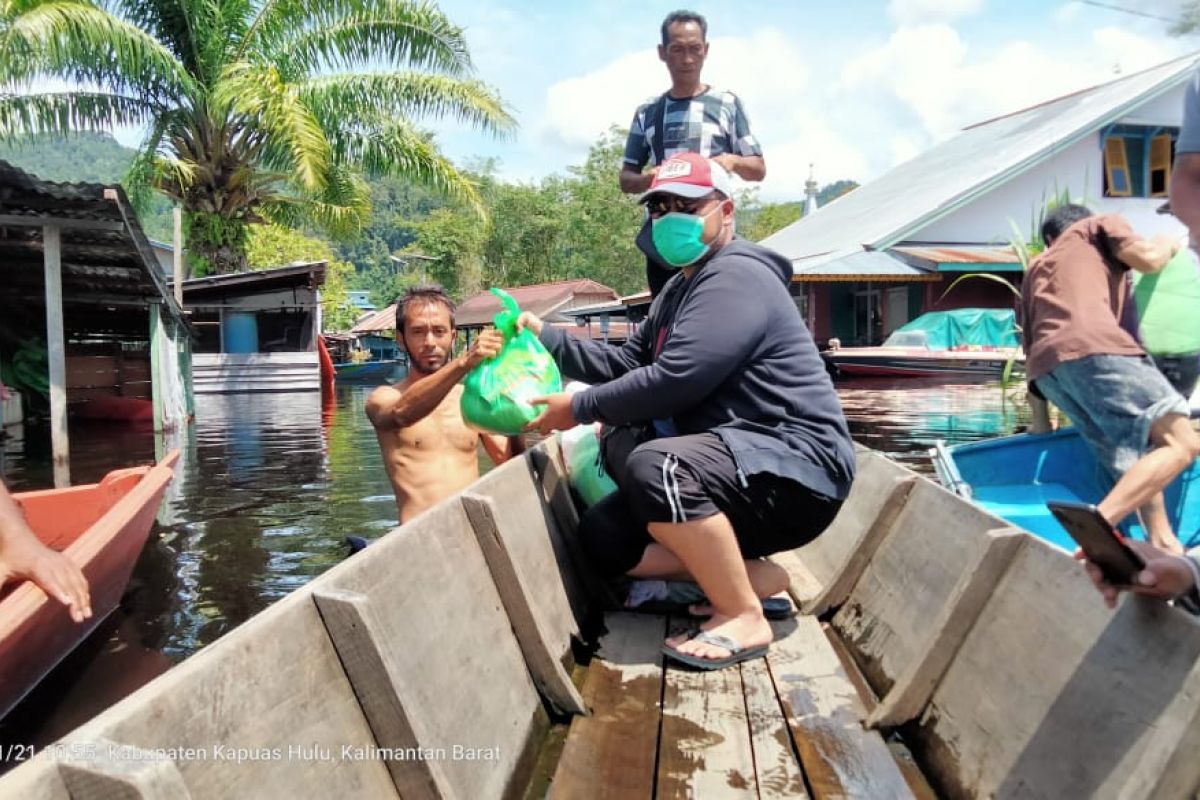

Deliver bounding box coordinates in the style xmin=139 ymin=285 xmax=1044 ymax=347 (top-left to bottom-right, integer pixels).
xmin=665 ymin=612 xmax=773 ymax=662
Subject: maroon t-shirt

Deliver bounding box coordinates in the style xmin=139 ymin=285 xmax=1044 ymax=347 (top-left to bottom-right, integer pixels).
xmin=1021 ymin=214 xmax=1145 ymax=381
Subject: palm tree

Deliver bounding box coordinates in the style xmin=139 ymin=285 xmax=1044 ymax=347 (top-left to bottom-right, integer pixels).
xmin=0 ymin=0 xmax=514 ymax=274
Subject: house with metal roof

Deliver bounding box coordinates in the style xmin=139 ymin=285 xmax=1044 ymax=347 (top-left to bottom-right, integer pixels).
xmin=0 ymin=160 xmax=191 ymax=485
xmin=764 ymin=53 xmax=1200 ymax=346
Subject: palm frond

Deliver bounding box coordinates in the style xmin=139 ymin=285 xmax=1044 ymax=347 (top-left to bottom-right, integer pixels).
xmin=300 ymin=72 xmax=514 ymax=138
xmin=1 ymin=2 xmax=195 ymax=100
xmin=245 ymin=0 xmax=472 ymax=78
xmin=261 ymin=171 xmax=372 ymax=238
xmin=0 ymin=91 xmax=155 ymax=138
xmin=215 ymin=62 xmax=330 ymax=192
xmin=326 ymin=118 xmax=483 ymax=215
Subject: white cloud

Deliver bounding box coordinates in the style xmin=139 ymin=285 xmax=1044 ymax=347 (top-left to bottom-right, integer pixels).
xmin=531 ymin=11 xmax=1190 ymax=204
xmin=887 ymin=0 xmax=984 ymax=25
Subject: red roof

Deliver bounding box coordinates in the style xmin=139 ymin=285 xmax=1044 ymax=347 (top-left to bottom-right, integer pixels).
xmin=456 ymin=279 xmax=618 ymax=327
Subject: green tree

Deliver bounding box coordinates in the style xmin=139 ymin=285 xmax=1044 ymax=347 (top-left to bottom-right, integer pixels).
xmin=407 ymin=207 xmax=485 ymax=300
xmin=0 ymin=0 xmax=514 ymax=275
xmin=245 ymin=224 xmax=357 ymax=331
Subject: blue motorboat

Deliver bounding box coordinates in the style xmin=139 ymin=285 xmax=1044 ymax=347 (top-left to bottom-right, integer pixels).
xmin=931 ymin=427 xmax=1200 ymax=551
xmin=333 ymin=358 xmax=407 ymax=384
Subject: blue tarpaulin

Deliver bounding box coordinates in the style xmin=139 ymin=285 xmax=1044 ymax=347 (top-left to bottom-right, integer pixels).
xmin=885 ymin=308 xmax=1018 ymax=350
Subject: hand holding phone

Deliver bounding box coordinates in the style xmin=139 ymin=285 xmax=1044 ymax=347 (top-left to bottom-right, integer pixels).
xmin=1046 ymin=501 xmax=1145 ymax=585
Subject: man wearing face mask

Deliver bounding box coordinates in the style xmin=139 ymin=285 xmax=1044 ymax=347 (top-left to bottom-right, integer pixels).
xmin=520 ymin=154 xmax=855 ymax=670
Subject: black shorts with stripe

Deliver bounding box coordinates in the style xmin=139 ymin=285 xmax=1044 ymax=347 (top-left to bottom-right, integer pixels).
xmin=578 ymin=432 xmax=843 ymax=578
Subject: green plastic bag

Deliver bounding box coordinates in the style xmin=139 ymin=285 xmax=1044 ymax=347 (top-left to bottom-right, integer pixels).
xmin=461 ymin=288 xmax=563 ymax=435
xmin=560 ymin=423 xmax=618 ymax=507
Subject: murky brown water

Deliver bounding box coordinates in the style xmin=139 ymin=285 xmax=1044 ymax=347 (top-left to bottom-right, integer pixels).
xmin=0 ymin=376 xmax=1027 ymax=757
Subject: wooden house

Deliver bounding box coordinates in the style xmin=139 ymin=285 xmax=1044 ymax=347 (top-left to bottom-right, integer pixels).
xmin=0 ymin=160 xmax=190 ymax=486
xmin=764 ymin=53 xmax=1200 ymax=346
xmin=181 ymin=262 xmax=327 ymax=394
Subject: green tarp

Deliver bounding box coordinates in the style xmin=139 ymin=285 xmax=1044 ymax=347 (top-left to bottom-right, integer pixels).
xmin=885 ymin=308 xmax=1019 ymax=350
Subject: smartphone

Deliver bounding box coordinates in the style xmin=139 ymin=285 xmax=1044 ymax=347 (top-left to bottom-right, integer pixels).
xmin=1046 ymin=500 xmax=1145 ymax=585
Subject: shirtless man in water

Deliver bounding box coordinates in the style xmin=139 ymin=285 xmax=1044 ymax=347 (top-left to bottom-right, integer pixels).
xmin=365 ymin=285 xmax=524 ymax=523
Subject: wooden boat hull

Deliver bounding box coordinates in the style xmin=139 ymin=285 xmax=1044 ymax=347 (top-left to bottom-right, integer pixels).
xmin=823 ymin=347 xmax=1023 ymax=378
xmin=0 ymin=452 xmax=179 ymax=719
xmin=6 ymin=442 xmax=1200 ymax=798
xmin=931 ymin=428 xmax=1200 ymax=551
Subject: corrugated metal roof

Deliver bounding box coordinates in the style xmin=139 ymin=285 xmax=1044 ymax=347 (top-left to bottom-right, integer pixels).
xmin=181 ymin=262 xmax=327 ymax=299
xmin=351 ymin=304 xmax=397 ymax=334
xmin=761 ymin=53 xmax=1200 ymax=270
xmin=794 ymin=249 xmax=938 ymax=281
xmin=456 ymin=279 xmax=618 ymax=327
xmin=0 ymin=159 xmax=186 ymax=338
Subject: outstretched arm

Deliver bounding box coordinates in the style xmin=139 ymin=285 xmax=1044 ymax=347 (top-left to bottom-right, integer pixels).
xmin=0 ymin=482 xmax=91 ymax=622
xmin=1116 ymin=234 xmax=1180 ymax=274
xmin=366 ymin=329 xmax=504 ymax=430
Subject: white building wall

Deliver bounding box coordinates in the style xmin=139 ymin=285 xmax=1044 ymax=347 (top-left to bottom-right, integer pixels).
xmin=913 ymin=85 xmax=1189 ymax=245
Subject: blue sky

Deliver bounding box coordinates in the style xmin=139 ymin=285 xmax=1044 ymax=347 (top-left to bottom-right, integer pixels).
xmin=417 ymin=0 xmax=1194 ymax=201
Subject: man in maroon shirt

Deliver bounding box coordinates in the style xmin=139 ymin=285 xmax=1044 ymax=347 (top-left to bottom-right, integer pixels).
xmin=1023 ymin=204 xmax=1200 ymax=553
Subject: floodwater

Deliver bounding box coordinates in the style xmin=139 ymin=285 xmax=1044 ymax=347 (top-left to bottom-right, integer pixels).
xmin=0 ymin=376 xmax=1029 ymax=757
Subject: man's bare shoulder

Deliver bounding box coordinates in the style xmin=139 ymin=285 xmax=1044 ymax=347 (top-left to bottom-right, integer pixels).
xmin=365 ymin=384 xmax=404 ymax=428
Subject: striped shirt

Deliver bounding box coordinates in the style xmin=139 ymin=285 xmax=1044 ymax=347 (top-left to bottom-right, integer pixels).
xmin=623 ymin=87 xmax=762 ymax=169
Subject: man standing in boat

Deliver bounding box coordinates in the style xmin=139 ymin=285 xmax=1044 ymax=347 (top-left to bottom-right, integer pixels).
xmin=1023 ymin=204 xmax=1200 ymax=554
xmin=0 ymin=481 xmax=90 ymax=622
xmin=366 ymin=285 xmax=524 ymax=524
xmin=620 ymin=9 xmax=766 ymax=299
xmin=522 ymin=154 xmax=855 ymax=670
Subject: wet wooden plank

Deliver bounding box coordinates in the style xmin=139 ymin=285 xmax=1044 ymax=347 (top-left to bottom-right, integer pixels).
xmin=742 ymin=658 xmax=809 ymax=799
xmin=657 ymin=620 xmax=757 ymax=799
xmin=768 ymin=616 xmax=913 ymax=800
xmin=549 ymin=613 xmax=665 ymax=800
xmin=312 ymin=589 xmax=452 ymax=799
xmin=461 ymin=492 xmax=586 ymax=715
xmin=57 ymin=738 xmax=191 ymax=800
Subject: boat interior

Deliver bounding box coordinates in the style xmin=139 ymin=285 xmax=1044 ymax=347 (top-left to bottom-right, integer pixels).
xmin=3 ymin=441 xmax=1200 ymax=799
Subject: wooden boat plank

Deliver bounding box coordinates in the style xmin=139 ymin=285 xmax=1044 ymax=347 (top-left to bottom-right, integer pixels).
xmin=549 ymin=613 xmax=665 ymax=800
xmin=788 ymin=451 xmax=915 ymax=616
xmin=912 ymin=535 xmax=1200 ymax=799
xmin=0 ymin=753 xmax=69 ymax=799
xmin=320 ymin=499 xmax=547 ymax=800
xmin=656 ymin=618 xmax=757 ymax=799
xmin=741 ymin=657 xmax=809 ymax=799
xmin=831 ymin=478 xmax=1008 ymax=701
xmin=461 ymin=491 xmax=586 ymax=715
xmin=71 ymin=586 xmax=398 ymax=799
xmin=313 ymin=589 xmax=453 ymax=799
xmin=767 ymin=616 xmax=913 ymax=800
xmin=866 ymin=528 xmax=1026 ymax=728
xmin=57 ymin=738 xmax=192 ymax=800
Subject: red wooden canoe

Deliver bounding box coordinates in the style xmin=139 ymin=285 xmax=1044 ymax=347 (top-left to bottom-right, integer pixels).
xmin=0 ymin=451 xmax=179 ymax=719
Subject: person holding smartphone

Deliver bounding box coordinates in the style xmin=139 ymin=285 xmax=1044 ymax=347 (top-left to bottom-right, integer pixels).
xmin=1080 ymin=540 xmax=1200 ymax=614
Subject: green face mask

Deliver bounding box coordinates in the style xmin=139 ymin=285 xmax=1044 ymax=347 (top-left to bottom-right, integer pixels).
xmin=651 ymin=208 xmax=718 ymax=268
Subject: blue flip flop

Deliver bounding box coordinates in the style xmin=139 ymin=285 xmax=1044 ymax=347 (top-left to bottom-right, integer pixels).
xmin=662 ymin=631 xmax=770 ymax=671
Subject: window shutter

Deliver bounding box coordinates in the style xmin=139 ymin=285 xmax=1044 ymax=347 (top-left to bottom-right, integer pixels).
xmin=1104 ymin=136 xmax=1132 ymax=197
xmin=1149 ymin=134 xmax=1172 ymax=197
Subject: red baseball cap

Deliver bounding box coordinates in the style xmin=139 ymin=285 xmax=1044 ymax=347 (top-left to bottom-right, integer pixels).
xmin=639 ymin=153 xmax=733 ymax=203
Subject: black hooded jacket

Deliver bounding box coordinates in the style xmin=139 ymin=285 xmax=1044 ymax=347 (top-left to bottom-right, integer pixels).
xmin=539 ymin=238 xmax=855 ymax=500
